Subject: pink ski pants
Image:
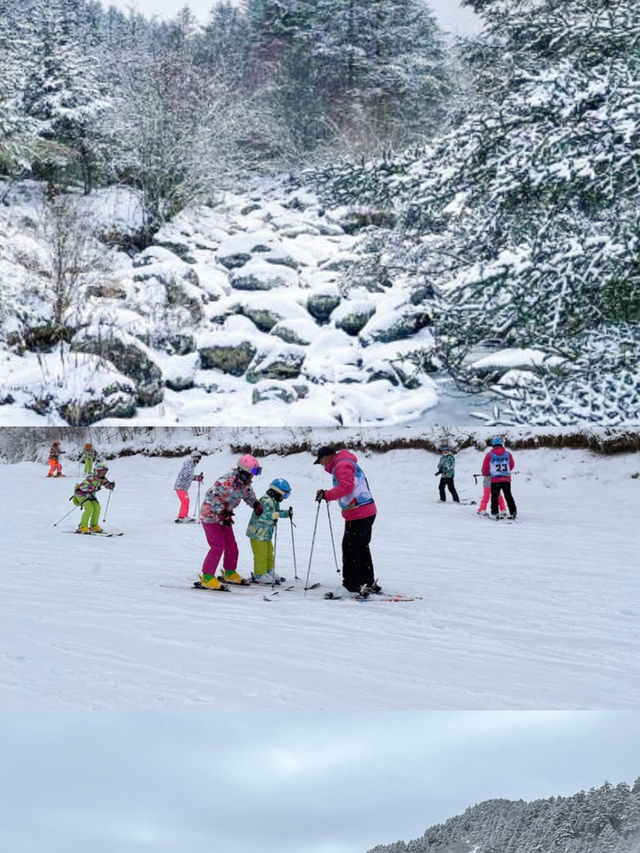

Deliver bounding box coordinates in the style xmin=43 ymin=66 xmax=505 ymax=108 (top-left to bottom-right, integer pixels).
xmin=176 ymin=489 xmax=189 ymax=518
xmin=478 ymin=486 xmax=506 ymax=512
xmin=202 ymin=522 xmax=238 ymax=575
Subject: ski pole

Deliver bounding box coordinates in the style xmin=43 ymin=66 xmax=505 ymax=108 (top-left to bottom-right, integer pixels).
xmin=192 ymin=480 xmax=201 ymax=521
xmin=273 ymin=522 xmax=278 ymax=587
xmin=103 ymin=489 xmax=112 ymax=522
xmin=290 ymin=516 xmax=299 ymax=580
xmin=304 ymin=501 xmax=322 ymax=595
xmin=326 ymin=502 xmax=340 ymax=574
xmin=53 ymin=502 xmax=81 ymax=527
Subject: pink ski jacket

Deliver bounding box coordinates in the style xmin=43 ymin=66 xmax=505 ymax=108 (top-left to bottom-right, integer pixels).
xmin=323 ymin=449 xmax=377 ymax=521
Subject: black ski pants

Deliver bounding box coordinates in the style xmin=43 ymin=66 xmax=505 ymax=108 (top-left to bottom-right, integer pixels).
xmin=439 ymin=476 xmax=459 ymax=502
xmin=490 ymin=481 xmax=517 ymax=517
xmin=342 ymin=514 xmax=376 ymax=592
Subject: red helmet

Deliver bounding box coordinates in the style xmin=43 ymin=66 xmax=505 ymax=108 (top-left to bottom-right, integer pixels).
xmin=84 ymin=443 xmax=92 ymax=449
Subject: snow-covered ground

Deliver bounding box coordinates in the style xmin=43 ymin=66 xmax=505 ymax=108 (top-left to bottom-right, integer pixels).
xmin=1 ymin=444 xmax=637 ymax=710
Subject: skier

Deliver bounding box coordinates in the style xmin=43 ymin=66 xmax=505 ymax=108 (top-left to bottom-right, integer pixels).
xmin=71 ymin=462 xmax=116 ymax=533
xmin=246 ymin=478 xmax=293 ymax=584
xmin=314 ymin=445 xmax=380 ymax=595
xmin=197 ymin=454 xmax=264 ymax=590
xmin=481 ymin=437 xmax=517 ymax=520
xmin=174 ymin=450 xmax=204 ymax=522
xmin=47 ymin=439 xmax=64 ymax=477
xmin=82 ymin=443 xmax=97 ymax=474
xmin=477 ymin=473 xmax=507 ymax=517
xmin=435 ymin=444 xmax=460 ymax=503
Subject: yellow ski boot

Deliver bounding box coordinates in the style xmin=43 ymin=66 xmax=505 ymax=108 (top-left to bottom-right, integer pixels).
xmin=77 ymin=526 xmax=91 ymax=534
xmin=197 ymin=573 xmax=224 ymax=591
xmin=223 ymin=570 xmax=247 ymax=585
xmin=91 ymin=525 xmax=103 ymax=533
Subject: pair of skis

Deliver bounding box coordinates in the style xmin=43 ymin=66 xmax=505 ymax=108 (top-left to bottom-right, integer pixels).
xmin=191 ymin=579 xmax=320 ymax=596
xmin=323 ymin=591 xmax=421 ymax=603
xmin=71 ymin=530 xmax=124 ymax=537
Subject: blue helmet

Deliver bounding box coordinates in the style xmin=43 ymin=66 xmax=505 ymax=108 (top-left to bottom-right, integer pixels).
xmin=269 ymin=478 xmax=291 ymax=499
xmin=491 ymin=436 xmax=504 ymax=446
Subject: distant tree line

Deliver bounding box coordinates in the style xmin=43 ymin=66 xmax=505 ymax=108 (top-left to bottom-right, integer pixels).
xmin=0 ymin=0 xmax=451 ymax=232
xmin=367 ymin=779 xmax=640 ymax=853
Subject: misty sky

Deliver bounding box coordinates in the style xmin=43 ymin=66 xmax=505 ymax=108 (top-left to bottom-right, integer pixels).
xmin=1 ymin=712 xmax=639 ymax=853
xmin=106 ymin=0 xmax=483 ymax=35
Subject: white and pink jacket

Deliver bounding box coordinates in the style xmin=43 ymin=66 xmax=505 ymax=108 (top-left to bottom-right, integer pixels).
xmin=323 ymin=450 xmax=377 ymax=521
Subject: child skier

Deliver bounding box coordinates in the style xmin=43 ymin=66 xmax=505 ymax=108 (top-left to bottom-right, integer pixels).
xmin=71 ymin=462 xmax=116 ymax=533
xmin=477 ymin=475 xmax=507 ymax=517
xmin=82 ymin=443 xmax=97 ymax=474
xmin=174 ymin=451 xmax=204 ymax=522
xmin=47 ymin=440 xmax=64 ymax=477
xmin=197 ymin=454 xmax=264 ymax=590
xmin=435 ymin=444 xmax=460 ymax=502
xmin=246 ymin=478 xmax=293 ymax=584
xmin=481 ymin=437 xmax=517 ymax=520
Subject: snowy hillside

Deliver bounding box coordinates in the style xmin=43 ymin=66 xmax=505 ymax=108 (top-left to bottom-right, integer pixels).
xmin=0 ymin=178 xmax=446 ymax=427
xmin=368 ymin=780 xmax=640 ymax=853
xmin=1 ymin=444 xmax=637 ymax=709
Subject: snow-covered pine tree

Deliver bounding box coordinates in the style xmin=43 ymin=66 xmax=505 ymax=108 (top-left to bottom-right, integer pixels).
xmin=20 ymin=0 xmax=112 ymax=193
xmin=0 ymin=0 xmax=40 ymax=179
xmin=245 ymin=0 xmax=450 ymax=155
xmin=318 ymin=0 xmax=640 ymax=424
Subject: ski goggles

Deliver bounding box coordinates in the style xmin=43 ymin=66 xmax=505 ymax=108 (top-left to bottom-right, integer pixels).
xmin=250 ymin=466 xmax=262 ymax=476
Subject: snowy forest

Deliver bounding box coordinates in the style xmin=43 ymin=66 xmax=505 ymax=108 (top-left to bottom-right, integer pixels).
xmin=0 ymin=0 xmax=638 ymax=426
xmin=367 ymin=779 xmax=640 ymax=853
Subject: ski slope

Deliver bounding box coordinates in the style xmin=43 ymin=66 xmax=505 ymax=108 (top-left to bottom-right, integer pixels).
xmin=1 ymin=447 xmax=637 ymax=709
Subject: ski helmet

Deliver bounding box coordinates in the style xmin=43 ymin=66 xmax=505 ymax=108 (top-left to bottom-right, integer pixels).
xmin=191 ymin=450 xmax=202 ymax=462
xmin=53 ymin=439 xmax=60 ymax=445
xmin=269 ymin=478 xmax=291 ymax=499
xmin=84 ymin=443 xmax=92 ymax=450
xmin=491 ymin=436 xmax=504 ymax=446
xmin=439 ymin=444 xmax=450 ymax=452
xmin=237 ymin=454 xmax=261 ymax=475
xmin=94 ymin=462 xmax=108 ymax=475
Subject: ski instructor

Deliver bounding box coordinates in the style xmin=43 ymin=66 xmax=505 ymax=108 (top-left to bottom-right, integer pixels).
xmin=313 ymin=445 xmax=381 ymax=595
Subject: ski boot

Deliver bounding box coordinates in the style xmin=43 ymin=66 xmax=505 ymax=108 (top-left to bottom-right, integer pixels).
xmin=198 ymin=573 xmax=224 ymax=590
xmin=77 ymin=526 xmax=91 ymax=534
xmin=222 ymin=570 xmax=248 ymax=585
xmin=251 ymin=570 xmax=285 ymax=585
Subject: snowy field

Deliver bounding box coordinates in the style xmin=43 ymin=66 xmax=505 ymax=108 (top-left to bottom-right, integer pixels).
xmin=1 ymin=447 xmax=638 ymax=710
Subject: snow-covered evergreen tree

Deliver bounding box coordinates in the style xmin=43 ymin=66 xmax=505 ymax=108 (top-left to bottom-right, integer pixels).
xmin=245 ymin=0 xmax=450 ymax=154
xmin=317 ymin=0 xmax=640 ymax=424
xmin=20 ymin=0 xmax=112 ymax=192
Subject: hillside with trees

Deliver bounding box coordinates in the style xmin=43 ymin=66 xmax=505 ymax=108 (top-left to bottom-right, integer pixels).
xmin=367 ymin=780 xmax=640 ymax=853
xmin=0 ymin=0 xmax=638 ymax=426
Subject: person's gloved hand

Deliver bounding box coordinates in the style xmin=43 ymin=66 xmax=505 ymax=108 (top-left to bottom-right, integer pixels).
xmin=315 ymin=489 xmax=326 ymax=502
xmin=434 ymin=471 xmax=440 ymax=476
xmin=253 ymin=501 xmax=263 ymax=516
xmin=194 ymin=473 xmax=204 ymax=482
xmin=288 ymin=506 xmax=294 ymax=519
xmin=105 ymin=481 xmax=115 ymax=490
xmin=221 ymin=509 xmax=234 ymax=526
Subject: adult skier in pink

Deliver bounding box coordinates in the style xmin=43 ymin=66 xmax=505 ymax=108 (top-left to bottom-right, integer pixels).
xmin=314 ymin=445 xmax=381 ymax=594
xmin=481 ymin=437 xmax=517 ymax=520
xmin=196 ymin=454 xmax=264 ymax=590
